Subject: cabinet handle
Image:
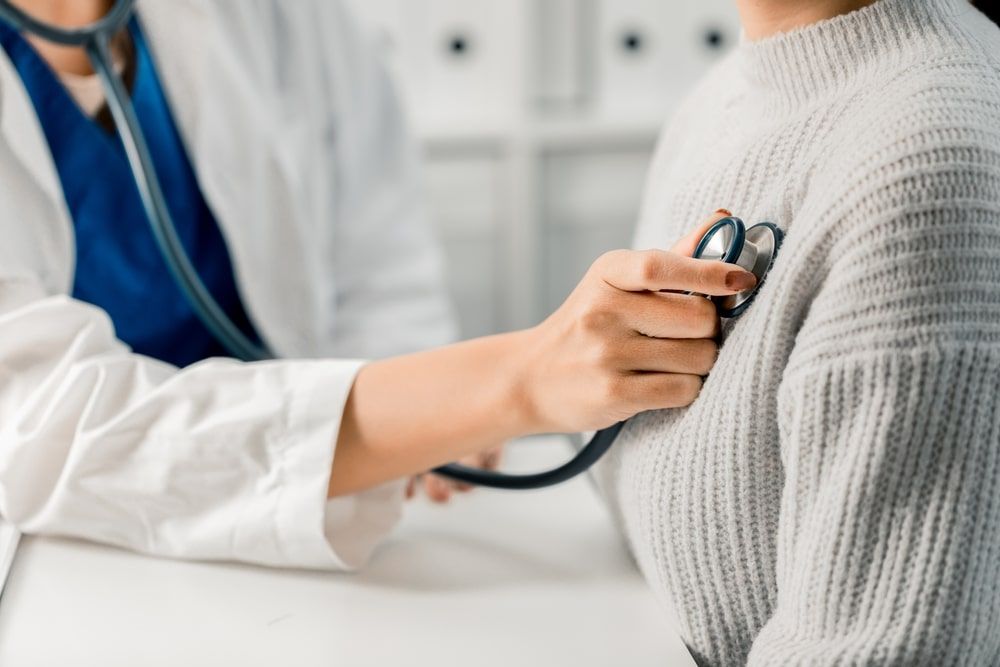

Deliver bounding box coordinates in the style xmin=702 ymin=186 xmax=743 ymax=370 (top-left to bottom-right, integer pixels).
xmin=445 ymin=30 xmax=474 ymax=59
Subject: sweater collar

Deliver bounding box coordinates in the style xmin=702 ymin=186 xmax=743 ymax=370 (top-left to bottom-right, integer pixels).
xmin=738 ymin=0 xmax=970 ymax=112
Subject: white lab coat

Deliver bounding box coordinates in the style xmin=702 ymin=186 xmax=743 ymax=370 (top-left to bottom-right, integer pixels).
xmin=0 ymin=0 xmax=456 ymax=570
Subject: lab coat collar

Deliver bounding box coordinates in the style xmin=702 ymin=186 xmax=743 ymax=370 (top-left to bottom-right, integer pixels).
xmin=132 ymin=0 xmax=209 ymax=157
xmin=0 ymin=38 xmax=63 ymax=207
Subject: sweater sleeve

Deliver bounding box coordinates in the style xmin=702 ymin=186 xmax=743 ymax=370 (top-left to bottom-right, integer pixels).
xmin=747 ymin=135 xmax=1000 ymax=663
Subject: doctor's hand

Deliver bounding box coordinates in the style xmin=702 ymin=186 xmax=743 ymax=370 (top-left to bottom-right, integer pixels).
xmin=513 ymin=211 xmax=756 ymax=434
xmin=330 ymin=212 xmax=753 ymax=498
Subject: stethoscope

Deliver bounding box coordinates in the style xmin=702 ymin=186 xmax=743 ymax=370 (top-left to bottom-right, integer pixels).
xmin=0 ymin=0 xmax=783 ymax=491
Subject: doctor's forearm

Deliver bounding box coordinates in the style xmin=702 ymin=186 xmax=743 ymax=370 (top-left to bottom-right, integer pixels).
xmin=328 ymin=331 xmax=536 ymax=497
xmin=327 ymin=242 xmax=748 ymax=498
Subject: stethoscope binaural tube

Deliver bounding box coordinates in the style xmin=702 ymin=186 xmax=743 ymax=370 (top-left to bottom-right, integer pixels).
xmin=0 ymin=0 xmax=784 ymax=491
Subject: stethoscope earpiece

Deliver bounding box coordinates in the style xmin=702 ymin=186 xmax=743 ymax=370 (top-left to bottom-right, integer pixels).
xmin=693 ymin=216 xmax=784 ymax=318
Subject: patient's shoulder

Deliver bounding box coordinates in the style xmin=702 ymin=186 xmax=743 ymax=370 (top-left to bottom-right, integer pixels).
xmin=829 ymin=15 xmax=1000 ymax=172
xmin=813 ymin=47 xmax=1000 ymax=223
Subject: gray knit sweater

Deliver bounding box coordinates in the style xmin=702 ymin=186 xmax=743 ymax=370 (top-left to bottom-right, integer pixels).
xmin=596 ymin=1 xmax=1000 ymax=664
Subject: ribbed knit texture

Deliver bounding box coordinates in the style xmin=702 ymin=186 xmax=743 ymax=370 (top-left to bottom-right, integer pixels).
xmin=596 ymin=1 xmax=1000 ymax=665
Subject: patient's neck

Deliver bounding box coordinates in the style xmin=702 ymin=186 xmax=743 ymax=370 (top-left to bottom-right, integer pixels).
xmin=737 ymin=0 xmax=878 ymax=40
xmin=8 ymin=0 xmax=113 ymax=75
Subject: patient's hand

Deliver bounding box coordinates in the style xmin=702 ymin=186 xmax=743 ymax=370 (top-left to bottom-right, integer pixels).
xmin=406 ymin=446 xmax=504 ymax=503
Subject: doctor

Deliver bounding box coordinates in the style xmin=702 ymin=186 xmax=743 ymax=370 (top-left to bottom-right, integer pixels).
xmin=0 ymin=0 xmax=755 ymax=570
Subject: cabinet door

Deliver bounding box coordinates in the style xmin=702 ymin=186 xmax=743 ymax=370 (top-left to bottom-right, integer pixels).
xmin=593 ymin=0 xmax=738 ymax=117
xmin=541 ymin=148 xmax=653 ymax=313
xmin=407 ymin=0 xmax=524 ymax=125
xmin=423 ymin=154 xmax=504 ymax=339
xmin=533 ymin=0 xmax=590 ymax=111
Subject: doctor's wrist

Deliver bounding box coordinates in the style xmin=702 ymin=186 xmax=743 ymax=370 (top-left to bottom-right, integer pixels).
xmin=499 ymin=327 xmax=551 ymax=437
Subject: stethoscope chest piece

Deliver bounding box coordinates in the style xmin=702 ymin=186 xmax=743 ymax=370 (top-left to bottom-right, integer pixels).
xmin=693 ymin=216 xmax=784 ymax=318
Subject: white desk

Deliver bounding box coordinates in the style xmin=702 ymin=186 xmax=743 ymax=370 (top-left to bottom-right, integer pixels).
xmin=0 ymin=439 xmax=695 ymax=667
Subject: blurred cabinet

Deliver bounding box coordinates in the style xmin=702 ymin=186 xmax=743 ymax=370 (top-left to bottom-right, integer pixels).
xmin=593 ymin=0 xmax=738 ymax=116
xmin=531 ymin=0 xmax=738 ymax=118
xmin=533 ymin=0 xmax=590 ymax=111
xmin=412 ymin=0 xmax=523 ymax=124
xmin=422 ymin=153 xmax=504 ymax=338
xmin=351 ymin=0 xmax=524 ymax=127
xmin=347 ymin=0 xmax=738 ymax=337
xmin=541 ymin=148 xmax=650 ymax=312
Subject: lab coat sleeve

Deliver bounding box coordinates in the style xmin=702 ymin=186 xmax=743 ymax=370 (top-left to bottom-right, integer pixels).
xmin=0 ymin=281 xmax=398 ymax=570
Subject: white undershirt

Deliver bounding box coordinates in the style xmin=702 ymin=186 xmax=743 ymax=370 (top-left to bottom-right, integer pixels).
xmin=52 ymin=41 xmax=126 ymax=119
xmin=58 ymin=70 xmax=108 ymax=117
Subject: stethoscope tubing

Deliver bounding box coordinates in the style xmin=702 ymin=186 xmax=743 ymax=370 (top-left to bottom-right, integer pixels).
xmin=86 ymin=31 xmax=274 ymax=363
xmin=433 ymin=422 xmax=626 ymax=490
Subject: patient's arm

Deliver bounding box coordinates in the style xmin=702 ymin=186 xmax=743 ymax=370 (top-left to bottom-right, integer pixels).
xmin=747 ymin=148 xmax=1000 ymax=664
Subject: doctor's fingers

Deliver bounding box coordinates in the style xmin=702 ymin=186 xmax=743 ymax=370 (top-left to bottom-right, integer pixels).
xmin=613 ymin=336 xmax=719 ymax=376
xmin=615 ymin=291 xmax=721 ymax=339
xmin=670 ymin=209 xmax=734 ymax=257
xmin=597 ymin=248 xmax=756 ymax=297
xmin=618 ymin=372 xmax=706 ymax=412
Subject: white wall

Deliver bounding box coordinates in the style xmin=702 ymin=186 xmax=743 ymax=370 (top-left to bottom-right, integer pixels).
xmin=348 ymin=0 xmax=740 ymax=339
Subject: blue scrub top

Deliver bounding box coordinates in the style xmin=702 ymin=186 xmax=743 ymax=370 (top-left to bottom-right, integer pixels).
xmin=0 ymin=19 xmax=260 ymax=368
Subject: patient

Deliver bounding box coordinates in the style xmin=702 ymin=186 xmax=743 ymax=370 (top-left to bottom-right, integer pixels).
xmin=596 ymin=0 xmax=1000 ymax=664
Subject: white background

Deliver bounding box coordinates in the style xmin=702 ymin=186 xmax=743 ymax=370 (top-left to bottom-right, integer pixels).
xmin=348 ymin=0 xmax=741 ymax=338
